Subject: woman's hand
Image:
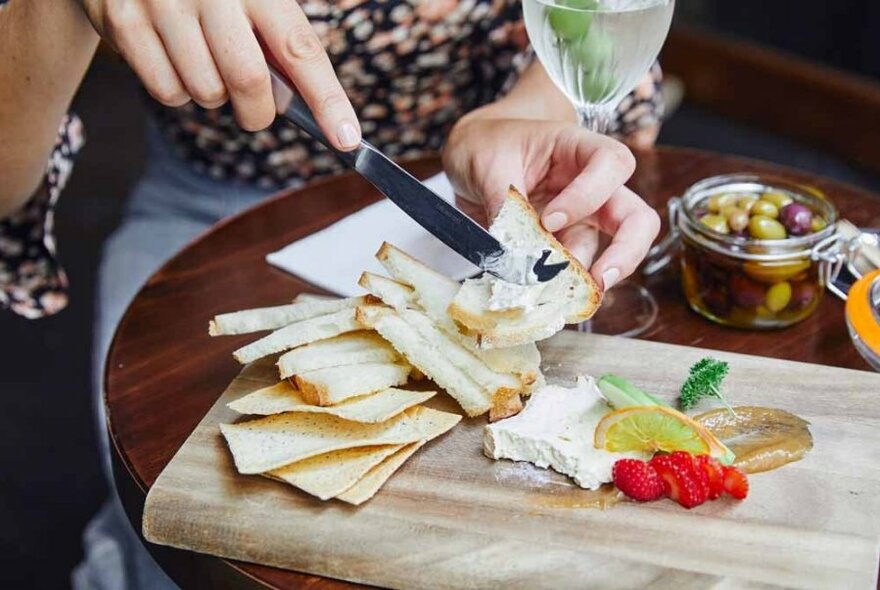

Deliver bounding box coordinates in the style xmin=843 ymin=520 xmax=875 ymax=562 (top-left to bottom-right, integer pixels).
xmin=79 ymin=0 xmax=360 ymax=147
xmin=442 ymin=116 xmax=660 ymax=290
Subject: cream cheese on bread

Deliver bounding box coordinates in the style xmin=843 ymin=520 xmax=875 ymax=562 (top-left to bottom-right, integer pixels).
xmin=483 ymin=377 xmax=647 ymax=490
xmin=487 ymin=279 xmax=548 ymax=312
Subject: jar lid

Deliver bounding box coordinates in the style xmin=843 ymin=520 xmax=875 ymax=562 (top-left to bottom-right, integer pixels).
xmin=846 ymin=269 xmax=880 ymax=357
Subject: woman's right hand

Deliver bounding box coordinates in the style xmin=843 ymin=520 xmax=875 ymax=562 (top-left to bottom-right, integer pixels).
xmin=79 ymin=0 xmax=361 ymax=148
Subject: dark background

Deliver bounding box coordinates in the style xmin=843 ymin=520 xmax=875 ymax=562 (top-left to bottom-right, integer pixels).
xmin=1 ymin=1 xmax=878 ymax=588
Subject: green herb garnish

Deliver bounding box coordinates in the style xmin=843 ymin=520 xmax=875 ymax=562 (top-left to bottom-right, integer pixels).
xmin=679 ymin=357 xmax=734 ymax=414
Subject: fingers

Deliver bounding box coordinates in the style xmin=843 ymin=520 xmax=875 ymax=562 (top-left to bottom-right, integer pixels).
xmin=558 ymin=224 xmax=600 ymax=267
xmin=589 ymin=186 xmax=661 ymax=289
xmin=199 ymin=1 xmax=276 ymax=130
xmin=152 ymin=4 xmax=228 ymax=110
xmin=540 ymin=135 xmax=636 ymax=233
xmin=102 ymin=3 xmax=190 ymax=107
xmin=248 ymin=0 xmax=360 ymax=150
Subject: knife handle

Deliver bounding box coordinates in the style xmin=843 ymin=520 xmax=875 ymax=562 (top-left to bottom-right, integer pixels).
xmin=263 ymin=47 xmax=360 ymax=168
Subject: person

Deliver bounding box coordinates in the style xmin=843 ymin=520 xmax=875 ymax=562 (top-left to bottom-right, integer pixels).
xmin=1 ymin=0 xmax=663 ymax=587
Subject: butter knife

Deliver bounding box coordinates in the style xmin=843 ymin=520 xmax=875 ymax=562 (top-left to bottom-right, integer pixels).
xmin=268 ymin=66 xmax=568 ymax=285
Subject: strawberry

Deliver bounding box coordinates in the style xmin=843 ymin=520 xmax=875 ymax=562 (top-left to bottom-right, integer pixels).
xmin=612 ymin=459 xmax=665 ymax=502
xmin=722 ymin=465 xmax=750 ymax=500
xmin=669 ymin=451 xmax=710 ymax=498
xmin=650 ymin=454 xmax=709 ymax=509
xmin=694 ymin=455 xmax=726 ymax=500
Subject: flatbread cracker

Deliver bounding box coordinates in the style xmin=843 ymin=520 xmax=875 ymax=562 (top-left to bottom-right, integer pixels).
xmin=266 ymin=445 xmax=404 ymax=500
xmin=227 ymin=382 xmax=435 ymax=424
xmin=220 ymin=405 xmax=460 ymax=474
xmin=336 ymin=441 xmax=425 ymax=505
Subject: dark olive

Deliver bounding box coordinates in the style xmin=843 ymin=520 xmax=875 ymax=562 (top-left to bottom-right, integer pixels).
xmin=789 ymin=281 xmax=817 ymax=310
xmin=779 ymin=202 xmax=814 ymax=236
xmin=729 ymin=273 xmax=765 ymax=308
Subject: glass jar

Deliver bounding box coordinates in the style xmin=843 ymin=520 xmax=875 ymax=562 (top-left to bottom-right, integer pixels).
xmin=846 ymin=269 xmax=880 ymax=371
xmin=647 ymin=174 xmax=844 ymax=329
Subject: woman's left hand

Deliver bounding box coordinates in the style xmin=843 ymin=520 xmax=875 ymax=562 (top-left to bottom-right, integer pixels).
xmin=442 ymin=116 xmax=660 ymax=291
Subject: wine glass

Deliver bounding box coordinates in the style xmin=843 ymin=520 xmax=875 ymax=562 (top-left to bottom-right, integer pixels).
xmin=522 ymin=0 xmax=674 ymax=337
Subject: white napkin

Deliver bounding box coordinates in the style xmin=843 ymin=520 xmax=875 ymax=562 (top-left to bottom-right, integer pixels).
xmin=266 ymin=173 xmax=477 ymax=296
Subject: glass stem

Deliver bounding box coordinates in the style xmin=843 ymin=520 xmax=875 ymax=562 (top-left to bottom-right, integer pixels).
xmin=576 ymin=104 xmax=614 ymax=135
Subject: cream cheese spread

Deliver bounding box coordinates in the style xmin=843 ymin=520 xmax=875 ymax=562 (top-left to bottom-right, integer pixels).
xmin=487 ymin=280 xmax=547 ymax=312
xmin=483 ymin=376 xmax=648 ymax=490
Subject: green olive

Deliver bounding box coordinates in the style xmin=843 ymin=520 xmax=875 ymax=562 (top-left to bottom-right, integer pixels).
xmin=811 ymin=216 xmax=828 ymax=232
xmin=748 ymin=215 xmax=787 ymax=240
xmin=751 ymin=200 xmax=779 ymax=219
xmin=762 ymin=191 xmax=794 ymax=209
xmin=547 ymin=0 xmax=597 ymax=40
xmin=726 ymin=208 xmax=750 ymax=232
xmin=579 ymin=67 xmax=615 ymax=102
xmin=700 ymin=214 xmax=730 ymax=234
xmin=766 ymin=281 xmax=792 ymax=313
xmin=708 ymin=193 xmax=738 ymax=213
xmin=736 ymin=194 xmax=758 ymax=212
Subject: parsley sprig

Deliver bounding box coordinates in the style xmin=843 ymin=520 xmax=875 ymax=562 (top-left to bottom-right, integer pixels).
xmin=679 ymin=357 xmax=735 ymax=414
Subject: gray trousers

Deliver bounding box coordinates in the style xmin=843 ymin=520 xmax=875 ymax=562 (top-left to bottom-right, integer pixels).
xmin=73 ymin=125 xmax=277 ymax=589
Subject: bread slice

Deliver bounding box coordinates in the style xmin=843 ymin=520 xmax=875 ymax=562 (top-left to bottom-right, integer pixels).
xmin=364 ymin=259 xmax=543 ymax=390
xmin=448 ymin=186 xmax=602 ymax=348
xmin=396 ymin=308 xmax=523 ymax=400
xmin=292 ymin=292 xmax=337 ymax=303
xmin=232 ymin=309 xmax=361 ymax=364
xmin=358 ymin=272 xmax=416 ymax=311
xmin=376 ymin=243 xmax=462 ymax=333
xmin=489 ymin=392 xmax=524 ymax=422
xmin=228 ymin=381 xmax=435 ymax=423
xmin=294 ymin=361 xmax=411 ymax=406
xmin=358 ymin=305 xmax=492 ymax=417
xmin=276 ymin=331 xmax=399 ymax=379
xmin=210 ymin=296 xmax=366 ymax=336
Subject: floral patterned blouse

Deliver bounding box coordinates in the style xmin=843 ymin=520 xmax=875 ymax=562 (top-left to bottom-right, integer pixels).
xmin=0 ymin=0 xmax=664 ymax=318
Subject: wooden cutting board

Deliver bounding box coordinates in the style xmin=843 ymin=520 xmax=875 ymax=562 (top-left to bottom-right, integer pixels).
xmin=143 ymin=331 xmax=880 ymax=589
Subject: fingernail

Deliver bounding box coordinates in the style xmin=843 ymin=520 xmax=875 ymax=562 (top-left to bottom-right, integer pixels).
xmin=601 ymin=268 xmax=620 ymax=290
xmin=337 ymin=123 xmax=360 ymax=149
xmin=543 ymin=212 xmax=568 ymax=233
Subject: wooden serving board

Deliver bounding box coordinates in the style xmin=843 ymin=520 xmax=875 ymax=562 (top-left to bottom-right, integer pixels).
xmin=143 ymin=332 xmax=880 ymax=589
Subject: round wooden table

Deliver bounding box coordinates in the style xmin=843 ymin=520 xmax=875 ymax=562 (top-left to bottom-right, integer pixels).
xmin=106 ymin=147 xmax=879 ymax=589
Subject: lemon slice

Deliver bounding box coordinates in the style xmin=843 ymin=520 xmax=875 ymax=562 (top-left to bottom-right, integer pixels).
xmin=594 ymin=406 xmax=734 ymax=462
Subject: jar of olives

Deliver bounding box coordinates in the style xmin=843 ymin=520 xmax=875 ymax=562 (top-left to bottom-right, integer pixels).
xmin=646 ymin=174 xmax=846 ymax=329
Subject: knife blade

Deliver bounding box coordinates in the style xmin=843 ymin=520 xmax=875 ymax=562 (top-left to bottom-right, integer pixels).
xmin=268 ymin=66 xmax=568 ymax=284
